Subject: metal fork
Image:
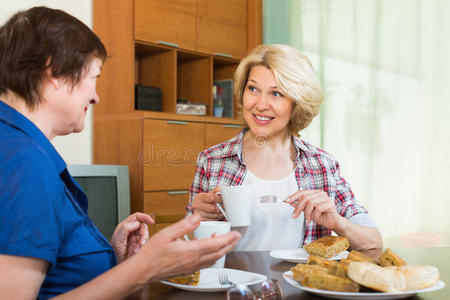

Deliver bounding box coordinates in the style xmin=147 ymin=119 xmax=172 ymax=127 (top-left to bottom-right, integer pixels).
xmin=260 ymin=195 xmax=280 ymax=203
xmin=218 ymin=273 xmax=234 ymax=285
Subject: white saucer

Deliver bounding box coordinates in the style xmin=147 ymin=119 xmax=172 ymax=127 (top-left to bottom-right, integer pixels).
xmin=269 ymin=248 xmax=349 ymax=263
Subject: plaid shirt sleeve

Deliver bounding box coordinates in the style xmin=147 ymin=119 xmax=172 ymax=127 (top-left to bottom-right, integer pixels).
xmin=189 ymin=151 xmax=209 ymax=206
xmin=302 ymin=147 xmax=368 ymax=245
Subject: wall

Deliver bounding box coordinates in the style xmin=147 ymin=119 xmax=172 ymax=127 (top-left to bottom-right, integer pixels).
xmin=0 ymin=0 xmax=93 ymax=164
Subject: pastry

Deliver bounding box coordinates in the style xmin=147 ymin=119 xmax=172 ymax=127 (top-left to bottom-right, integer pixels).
xmin=347 ymin=262 xmax=406 ymax=292
xmin=304 ymin=236 xmax=349 ymax=258
xmin=291 ymin=263 xmax=328 ymax=282
xmin=302 ymin=272 xmax=360 ymax=292
xmin=335 ymin=258 xmax=352 ymax=278
xmin=307 ymin=255 xmax=338 ymax=273
xmin=378 ymin=248 xmax=407 ymax=267
xmin=167 ymin=271 xmax=200 ymax=286
xmin=347 ymin=250 xmax=378 ymax=264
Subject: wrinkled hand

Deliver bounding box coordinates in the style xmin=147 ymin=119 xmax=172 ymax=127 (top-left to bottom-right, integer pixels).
xmin=191 ymin=186 xmax=223 ymax=220
xmin=110 ymin=212 xmax=155 ymax=263
xmin=285 ymin=189 xmax=344 ymax=230
xmin=140 ymin=213 xmax=240 ymax=281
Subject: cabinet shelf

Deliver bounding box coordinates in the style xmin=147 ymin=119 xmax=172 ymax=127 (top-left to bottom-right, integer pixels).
xmin=135 ymin=41 xmax=239 ymax=117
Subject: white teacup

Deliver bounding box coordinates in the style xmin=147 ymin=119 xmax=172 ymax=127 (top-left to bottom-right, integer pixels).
xmin=193 ymin=221 xmax=231 ymax=268
xmin=219 ymin=185 xmax=253 ymax=228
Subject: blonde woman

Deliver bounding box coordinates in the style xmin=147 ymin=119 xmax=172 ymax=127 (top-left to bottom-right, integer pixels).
xmin=189 ymin=44 xmax=382 ymax=251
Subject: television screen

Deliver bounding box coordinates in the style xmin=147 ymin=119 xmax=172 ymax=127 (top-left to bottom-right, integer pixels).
xmin=68 ymin=165 xmax=130 ymax=241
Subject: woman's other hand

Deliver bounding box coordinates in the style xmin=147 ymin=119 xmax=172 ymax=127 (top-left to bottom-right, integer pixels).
xmin=191 ymin=186 xmax=223 ymax=220
xmin=285 ymin=189 xmax=345 ymax=230
xmin=138 ymin=213 xmax=240 ymax=281
xmin=110 ymin=212 xmax=155 ymax=263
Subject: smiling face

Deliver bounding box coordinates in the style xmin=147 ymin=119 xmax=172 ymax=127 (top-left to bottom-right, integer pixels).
xmin=242 ymin=65 xmax=294 ymax=139
xmin=49 ymin=58 xmax=102 ymax=136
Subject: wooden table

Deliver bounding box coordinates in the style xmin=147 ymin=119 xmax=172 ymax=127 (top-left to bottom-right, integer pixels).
xmin=148 ymin=247 xmax=449 ymax=299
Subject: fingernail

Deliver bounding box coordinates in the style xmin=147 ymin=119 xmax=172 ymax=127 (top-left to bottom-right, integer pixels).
xmin=132 ymin=221 xmax=139 ymax=226
xmin=142 ymin=239 xmax=147 ymax=245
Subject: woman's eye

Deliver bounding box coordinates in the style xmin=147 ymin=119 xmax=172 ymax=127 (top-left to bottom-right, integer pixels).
xmin=273 ymin=91 xmax=283 ymax=97
xmin=247 ymin=85 xmax=257 ymax=92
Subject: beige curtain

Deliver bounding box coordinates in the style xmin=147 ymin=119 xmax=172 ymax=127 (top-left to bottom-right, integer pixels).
xmin=264 ymin=0 xmax=450 ymax=243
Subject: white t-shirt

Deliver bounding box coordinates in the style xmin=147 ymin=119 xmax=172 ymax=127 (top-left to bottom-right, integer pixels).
xmin=234 ymin=170 xmax=305 ymax=251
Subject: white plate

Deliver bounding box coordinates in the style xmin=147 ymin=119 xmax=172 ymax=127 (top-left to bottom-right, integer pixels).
xmin=269 ymin=248 xmax=349 ymax=263
xmin=283 ymin=271 xmax=446 ymax=300
xmin=161 ymin=268 xmax=267 ymax=292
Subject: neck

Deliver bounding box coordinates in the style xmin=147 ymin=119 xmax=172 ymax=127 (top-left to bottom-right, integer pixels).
xmin=244 ymin=129 xmax=292 ymax=152
xmin=0 ymin=91 xmax=55 ymax=140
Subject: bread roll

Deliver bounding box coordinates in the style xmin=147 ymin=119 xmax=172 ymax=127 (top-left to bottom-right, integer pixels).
xmin=347 ymin=262 xmax=406 ymax=292
xmin=389 ymin=265 xmax=440 ymax=290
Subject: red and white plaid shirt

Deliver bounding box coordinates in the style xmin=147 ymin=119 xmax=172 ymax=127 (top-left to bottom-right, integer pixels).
xmin=189 ymin=129 xmax=368 ymax=245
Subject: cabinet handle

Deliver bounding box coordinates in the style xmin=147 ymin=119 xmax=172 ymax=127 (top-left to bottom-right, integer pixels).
xmin=224 ymin=124 xmax=241 ymax=129
xmin=167 ymin=120 xmax=188 ymax=125
xmin=167 ymin=191 xmax=188 ymax=195
xmin=214 ymin=52 xmax=233 ymax=58
xmin=158 ymin=40 xmax=179 ymax=48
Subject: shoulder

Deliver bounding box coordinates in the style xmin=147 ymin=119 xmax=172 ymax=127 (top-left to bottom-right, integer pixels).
xmin=0 ymin=129 xmax=58 ymax=175
xmin=197 ymin=130 xmax=243 ymax=163
xmin=294 ymin=137 xmax=339 ymax=169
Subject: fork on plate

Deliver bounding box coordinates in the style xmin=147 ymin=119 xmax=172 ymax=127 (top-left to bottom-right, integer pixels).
xmin=218 ymin=273 xmax=235 ymax=285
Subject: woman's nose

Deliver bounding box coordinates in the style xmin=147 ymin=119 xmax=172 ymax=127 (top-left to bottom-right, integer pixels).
xmin=90 ymin=92 xmax=100 ymax=104
xmin=254 ymin=93 xmax=271 ymax=110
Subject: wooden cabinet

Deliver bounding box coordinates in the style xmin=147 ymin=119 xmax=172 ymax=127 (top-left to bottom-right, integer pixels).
xmin=93 ymin=0 xmax=260 ymax=234
xmin=134 ymin=0 xmax=253 ymax=59
xmin=142 ymin=119 xmax=204 ymax=191
xmin=197 ymin=0 xmax=248 ymax=59
xmin=143 ymin=191 xmax=188 ymax=235
xmin=134 ymin=0 xmax=197 ymax=51
xmin=205 ymin=123 xmax=243 ymax=148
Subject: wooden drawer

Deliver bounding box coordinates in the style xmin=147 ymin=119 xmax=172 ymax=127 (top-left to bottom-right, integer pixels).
xmin=205 ymin=123 xmax=242 ymax=148
xmin=134 ymin=0 xmax=196 ymax=51
xmin=143 ymin=190 xmax=188 ymax=216
xmin=144 ymin=190 xmax=187 ymax=235
xmin=142 ymin=119 xmax=204 ymax=191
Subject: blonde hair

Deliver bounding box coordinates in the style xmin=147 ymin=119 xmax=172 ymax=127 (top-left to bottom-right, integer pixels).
xmin=234 ymin=44 xmax=323 ymax=136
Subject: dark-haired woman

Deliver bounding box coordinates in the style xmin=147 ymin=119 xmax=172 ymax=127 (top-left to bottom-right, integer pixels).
xmin=0 ymin=6 xmax=239 ymax=299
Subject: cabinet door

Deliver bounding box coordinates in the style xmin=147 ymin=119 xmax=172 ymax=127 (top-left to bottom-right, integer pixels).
xmin=205 ymin=124 xmax=242 ymax=148
xmin=143 ymin=191 xmax=187 ymax=234
xmin=196 ymin=0 xmax=248 ymax=59
xmin=142 ymin=119 xmax=204 ymax=191
xmin=134 ymin=0 xmax=196 ymax=51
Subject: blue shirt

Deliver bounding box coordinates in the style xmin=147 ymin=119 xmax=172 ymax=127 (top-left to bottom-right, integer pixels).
xmin=0 ymin=101 xmax=117 ymax=298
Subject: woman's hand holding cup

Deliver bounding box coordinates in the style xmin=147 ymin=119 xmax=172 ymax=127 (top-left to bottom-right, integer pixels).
xmin=191 ymin=186 xmax=225 ymax=221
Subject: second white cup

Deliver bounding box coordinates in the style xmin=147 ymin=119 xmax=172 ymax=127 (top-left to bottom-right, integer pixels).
xmin=193 ymin=221 xmax=231 ymax=268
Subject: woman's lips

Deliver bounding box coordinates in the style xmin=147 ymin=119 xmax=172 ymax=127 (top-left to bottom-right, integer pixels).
xmin=252 ymin=114 xmax=274 ymax=125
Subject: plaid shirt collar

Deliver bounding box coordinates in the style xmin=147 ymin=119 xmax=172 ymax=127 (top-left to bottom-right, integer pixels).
xmin=215 ymin=127 xmax=314 ymax=163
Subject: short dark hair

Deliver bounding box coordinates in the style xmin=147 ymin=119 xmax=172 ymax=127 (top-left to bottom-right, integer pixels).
xmin=0 ymin=6 xmax=107 ymax=109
